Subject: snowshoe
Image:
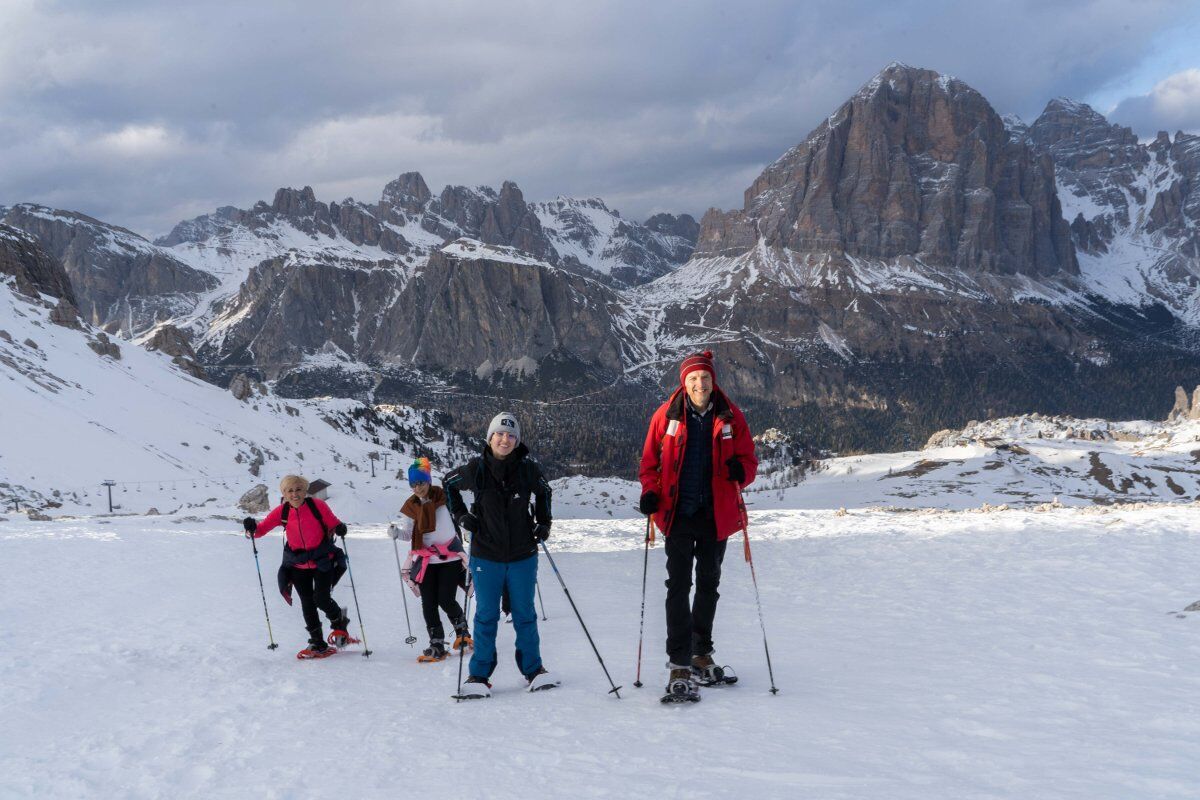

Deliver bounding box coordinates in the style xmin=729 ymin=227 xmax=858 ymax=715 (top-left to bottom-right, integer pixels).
xmin=418 ymin=640 xmax=448 ymax=663
xmin=452 ymin=632 xmax=473 ymax=652
xmin=526 ymin=667 xmax=560 ymax=692
xmin=661 ymin=668 xmax=700 ymax=704
xmin=452 ymin=676 xmax=492 ymax=700
xmin=692 ymin=655 xmax=737 ymax=687
xmin=327 ymin=629 xmax=361 ymax=648
xmin=297 ymin=644 xmax=338 ymax=660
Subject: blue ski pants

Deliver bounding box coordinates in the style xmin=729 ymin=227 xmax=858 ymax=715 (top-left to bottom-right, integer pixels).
xmin=468 ymin=554 xmax=542 ymax=679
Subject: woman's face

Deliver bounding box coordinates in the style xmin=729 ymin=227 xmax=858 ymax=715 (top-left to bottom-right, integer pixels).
xmin=283 ymin=483 xmax=307 ymax=508
xmin=411 ymin=481 xmax=431 ymax=499
xmin=489 ymin=430 xmax=518 ymax=458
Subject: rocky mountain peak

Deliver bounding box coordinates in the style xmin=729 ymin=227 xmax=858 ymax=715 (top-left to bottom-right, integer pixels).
xmin=380 ymin=172 xmax=432 ymax=213
xmin=720 ymin=64 xmax=1076 ymax=278
xmin=644 ymin=212 xmax=699 ymax=241
xmin=1028 ymin=99 xmax=1143 ymax=162
xmin=271 ymin=186 xmax=322 ymax=217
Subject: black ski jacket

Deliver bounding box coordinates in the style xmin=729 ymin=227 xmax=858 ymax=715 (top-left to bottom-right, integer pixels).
xmin=443 ymin=443 xmax=552 ymax=563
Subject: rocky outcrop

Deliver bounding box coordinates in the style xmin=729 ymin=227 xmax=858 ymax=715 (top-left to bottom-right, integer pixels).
xmin=1 ymin=205 xmax=218 ymax=334
xmin=144 ymin=324 xmax=206 ymax=379
xmin=87 ymin=332 xmax=121 ymax=359
xmin=0 ymin=224 xmax=75 ymax=303
xmin=1169 ymin=386 xmax=1191 ymax=421
xmin=732 ymin=63 xmax=1077 ymax=278
xmin=237 ymin=484 xmax=270 ymax=513
xmin=48 ymin=299 xmax=83 ymax=330
xmin=381 ymin=172 xmax=432 ymax=214
xmin=229 ymin=373 xmax=258 ymax=401
xmin=1166 ymin=385 xmax=1200 ymax=422
xmin=692 ymin=209 xmax=757 ymax=258
xmin=478 ymin=182 xmax=555 ymax=261
xmin=644 ymin=212 xmax=700 ymax=244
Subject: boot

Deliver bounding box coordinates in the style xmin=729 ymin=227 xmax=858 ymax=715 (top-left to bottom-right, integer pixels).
xmin=417 ymin=638 xmax=448 ymax=662
xmin=662 ymin=665 xmax=700 ymax=703
xmin=298 ymin=627 xmax=335 ymax=660
xmin=327 ymin=606 xmax=359 ymax=647
xmin=454 ymin=675 xmax=491 ymax=699
xmin=452 ymin=616 xmax=473 ymax=651
xmin=526 ymin=666 xmax=559 ymax=692
xmin=691 ymin=653 xmax=737 ymax=686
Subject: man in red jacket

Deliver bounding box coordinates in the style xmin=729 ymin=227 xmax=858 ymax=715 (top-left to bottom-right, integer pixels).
xmin=638 ymin=350 xmax=757 ymax=700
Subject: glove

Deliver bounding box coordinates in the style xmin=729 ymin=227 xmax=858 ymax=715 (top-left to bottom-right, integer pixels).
xmin=333 ymin=522 xmax=348 ymax=537
xmin=242 ymin=517 xmax=257 ymax=537
xmin=638 ymin=491 xmax=658 ymax=515
xmin=458 ymin=513 xmax=479 ymax=534
xmin=533 ymin=523 xmax=550 ymax=543
xmin=387 ymin=523 xmax=401 ymax=540
xmin=726 ymin=458 xmax=746 ymax=484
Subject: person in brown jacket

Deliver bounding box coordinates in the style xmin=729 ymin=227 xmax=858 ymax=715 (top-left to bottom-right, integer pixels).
xmin=389 ymin=457 xmax=471 ymax=662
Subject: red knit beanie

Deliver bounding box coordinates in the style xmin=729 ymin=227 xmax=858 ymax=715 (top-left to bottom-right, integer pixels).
xmin=679 ymin=350 xmax=716 ymax=386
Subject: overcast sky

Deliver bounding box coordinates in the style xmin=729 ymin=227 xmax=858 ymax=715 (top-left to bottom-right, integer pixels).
xmin=1 ymin=0 xmax=1198 ymax=238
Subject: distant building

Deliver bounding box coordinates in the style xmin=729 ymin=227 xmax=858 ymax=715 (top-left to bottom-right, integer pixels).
xmin=308 ymin=479 xmax=331 ymax=500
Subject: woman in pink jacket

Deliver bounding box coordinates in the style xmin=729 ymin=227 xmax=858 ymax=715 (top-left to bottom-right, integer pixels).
xmin=243 ymin=475 xmax=358 ymax=659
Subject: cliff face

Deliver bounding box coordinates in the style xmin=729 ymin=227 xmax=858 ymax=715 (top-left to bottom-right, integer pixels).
xmin=1 ymin=205 xmax=218 ymax=333
xmin=698 ymin=63 xmax=1077 ymax=280
xmin=200 ymin=240 xmax=632 ymax=393
xmin=0 ymin=224 xmax=75 ymax=303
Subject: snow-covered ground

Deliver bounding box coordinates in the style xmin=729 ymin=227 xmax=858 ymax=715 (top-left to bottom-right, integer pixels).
xmin=4 ymin=505 xmax=1200 ymax=798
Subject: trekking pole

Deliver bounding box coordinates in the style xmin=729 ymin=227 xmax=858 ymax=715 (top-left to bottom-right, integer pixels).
xmin=339 ymin=532 xmax=373 ymax=657
xmin=447 ymin=511 xmax=473 ymax=702
xmin=539 ymin=541 xmax=622 ymax=698
xmin=391 ymin=537 xmax=418 ymax=646
xmin=455 ymin=572 xmax=474 ymax=703
xmin=247 ymin=532 xmax=279 ymax=650
xmin=633 ymin=515 xmax=654 ymax=687
xmin=737 ymin=488 xmax=778 ymax=694
xmin=536 ymin=581 xmax=548 ymax=621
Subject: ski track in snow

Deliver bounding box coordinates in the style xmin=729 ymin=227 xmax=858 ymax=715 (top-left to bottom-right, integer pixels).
xmin=3 ymin=507 xmax=1200 ymax=798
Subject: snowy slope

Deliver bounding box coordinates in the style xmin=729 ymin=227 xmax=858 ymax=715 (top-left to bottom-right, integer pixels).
xmin=0 ymin=279 xmax=469 ymax=520
xmin=4 ymin=504 xmax=1200 ymax=798
xmin=533 ymin=197 xmax=691 ymax=284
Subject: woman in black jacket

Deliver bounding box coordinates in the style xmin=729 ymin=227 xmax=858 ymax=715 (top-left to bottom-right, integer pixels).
xmin=445 ymin=412 xmax=555 ymax=697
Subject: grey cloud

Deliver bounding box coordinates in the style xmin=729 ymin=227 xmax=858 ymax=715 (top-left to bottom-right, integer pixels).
xmin=1110 ymin=68 xmax=1200 ymax=136
xmin=0 ymin=0 xmax=1192 ymax=237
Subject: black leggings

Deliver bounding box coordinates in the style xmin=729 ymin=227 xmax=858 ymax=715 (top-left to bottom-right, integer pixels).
xmin=420 ymin=561 xmax=466 ymax=639
xmin=291 ymin=567 xmax=345 ymax=643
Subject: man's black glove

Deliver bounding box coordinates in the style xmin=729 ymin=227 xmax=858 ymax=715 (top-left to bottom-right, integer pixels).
xmin=458 ymin=513 xmax=480 ymax=534
xmin=533 ymin=523 xmax=550 ymax=543
xmin=242 ymin=517 xmax=257 ymax=536
xmin=726 ymin=458 xmax=746 ymax=484
xmin=639 ymin=491 xmax=659 ymax=515
xmin=333 ymin=522 xmax=347 ymax=537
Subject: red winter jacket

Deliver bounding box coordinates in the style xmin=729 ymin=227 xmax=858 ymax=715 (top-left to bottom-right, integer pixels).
xmin=639 ymin=386 xmax=757 ymax=540
xmin=254 ymin=496 xmax=342 ymax=569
